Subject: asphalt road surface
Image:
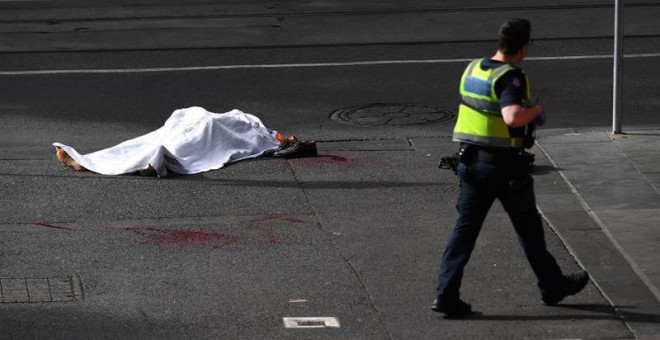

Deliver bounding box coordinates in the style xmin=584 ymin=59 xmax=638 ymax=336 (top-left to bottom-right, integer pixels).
xmin=2 ymin=1 xmax=660 ymax=339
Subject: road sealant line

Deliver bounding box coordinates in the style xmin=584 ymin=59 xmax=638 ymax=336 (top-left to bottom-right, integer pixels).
xmin=1 ymin=53 xmax=660 ymax=76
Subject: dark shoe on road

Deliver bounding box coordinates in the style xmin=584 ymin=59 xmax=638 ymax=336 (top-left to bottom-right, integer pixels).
xmin=542 ymin=271 xmax=589 ymax=305
xmin=273 ymin=139 xmax=317 ymax=159
xmin=431 ymin=298 xmax=472 ymax=317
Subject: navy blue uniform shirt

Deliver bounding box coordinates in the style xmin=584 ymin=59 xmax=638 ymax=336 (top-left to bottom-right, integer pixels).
xmin=477 ymin=58 xmax=528 ymax=139
xmin=479 ymin=59 xmax=526 ymax=107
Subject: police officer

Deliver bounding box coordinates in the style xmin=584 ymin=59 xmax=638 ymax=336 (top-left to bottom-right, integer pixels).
xmin=432 ymin=18 xmax=589 ymax=317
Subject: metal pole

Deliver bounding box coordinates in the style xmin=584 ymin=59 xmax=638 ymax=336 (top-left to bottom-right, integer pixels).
xmin=612 ymin=0 xmax=624 ymax=134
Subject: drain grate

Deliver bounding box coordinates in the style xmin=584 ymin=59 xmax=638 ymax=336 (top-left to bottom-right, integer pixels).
xmin=0 ymin=276 xmax=83 ymax=303
xmin=283 ymin=317 xmax=340 ymax=329
xmin=329 ymin=103 xmax=455 ymax=127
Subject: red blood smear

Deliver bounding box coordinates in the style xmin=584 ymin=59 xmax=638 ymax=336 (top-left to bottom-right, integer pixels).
xmin=34 ymin=222 xmax=73 ymax=231
xmin=266 ymin=237 xmax=283 ymax=245
xmin=328 ymin=155 xmax=347 ymax=162
xmin=123 ymin=227 xmax=238 ymax=249
xmin=294 ymin=155 xmax=347 ymax=165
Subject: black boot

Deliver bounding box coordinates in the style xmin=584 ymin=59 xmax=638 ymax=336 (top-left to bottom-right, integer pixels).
xmin=273 ymin=139 xmax=317 ymax=159
xmin=431 ymin=298 xmax=472 ymax=317
xmin=542 ymin=271 xmax=589 ymax=305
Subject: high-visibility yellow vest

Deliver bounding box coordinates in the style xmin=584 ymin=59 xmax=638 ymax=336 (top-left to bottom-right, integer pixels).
xmin=453 ymin=58 xmax=531 ymax=148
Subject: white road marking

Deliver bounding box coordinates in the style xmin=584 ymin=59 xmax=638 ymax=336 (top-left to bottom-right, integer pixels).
xmin=283 ymin=317 xmax=340 ymax=328
xmin=1 ymin=53 xmax=659 ymax=76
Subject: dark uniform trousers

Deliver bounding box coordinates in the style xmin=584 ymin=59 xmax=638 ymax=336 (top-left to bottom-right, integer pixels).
xmin=435 ymin=145 xmax=565 ymax=301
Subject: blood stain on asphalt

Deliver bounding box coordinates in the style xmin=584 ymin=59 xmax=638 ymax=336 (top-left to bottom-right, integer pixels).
xmin=122 ymin=226 xmax=239 ymax=249
xmin=287 ymin=154 xmax=349 ymax=167
xmin=265 ymin=236 xmax=283 ymax=245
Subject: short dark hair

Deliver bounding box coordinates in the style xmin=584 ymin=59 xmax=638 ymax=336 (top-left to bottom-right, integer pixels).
xmin=498 ymin=18 xmax=531 ymax=55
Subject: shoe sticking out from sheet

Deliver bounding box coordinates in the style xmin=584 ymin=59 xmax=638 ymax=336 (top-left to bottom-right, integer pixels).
xmin=271 ymin=135 xmax=318 ymax=159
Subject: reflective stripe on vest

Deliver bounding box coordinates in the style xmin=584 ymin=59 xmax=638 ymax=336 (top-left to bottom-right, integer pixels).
xmin=453 ymin=58 xmax=528 ymax=149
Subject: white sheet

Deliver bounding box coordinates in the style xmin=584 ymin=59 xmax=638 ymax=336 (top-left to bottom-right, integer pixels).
xmin=53 ymin=107 xmax=281 ymax=177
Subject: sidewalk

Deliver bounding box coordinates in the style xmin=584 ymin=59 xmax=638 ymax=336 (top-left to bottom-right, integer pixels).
xmin=536 ymin=127 xmax=660 ymax=339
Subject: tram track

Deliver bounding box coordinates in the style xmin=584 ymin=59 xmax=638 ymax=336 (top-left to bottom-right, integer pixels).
xmin=1 ymin=2 xmax=659 ymax=25
xmin=2 ymin=1 xmax=659 ymax=54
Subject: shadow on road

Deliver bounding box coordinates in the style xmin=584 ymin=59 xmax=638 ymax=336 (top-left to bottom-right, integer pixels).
xmin=532 ymin=165 xmax=563 ymax=175
xmin=455 ymin=303 xmax=660 ymax=323
xmin=182 ymin=177 xmax=453 ymax=190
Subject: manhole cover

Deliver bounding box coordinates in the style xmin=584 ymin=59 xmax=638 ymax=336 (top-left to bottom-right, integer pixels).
xmin=329 ymin=103 xmax=455 ymax=127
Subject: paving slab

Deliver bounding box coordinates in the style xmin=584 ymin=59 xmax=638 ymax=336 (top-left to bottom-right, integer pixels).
xmin=536 ymin=127 xmax=660 ymax=339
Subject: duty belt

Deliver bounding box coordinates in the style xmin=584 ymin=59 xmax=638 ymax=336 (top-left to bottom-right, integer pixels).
xmin=461 ymin=144 xmax=521 ymax=164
